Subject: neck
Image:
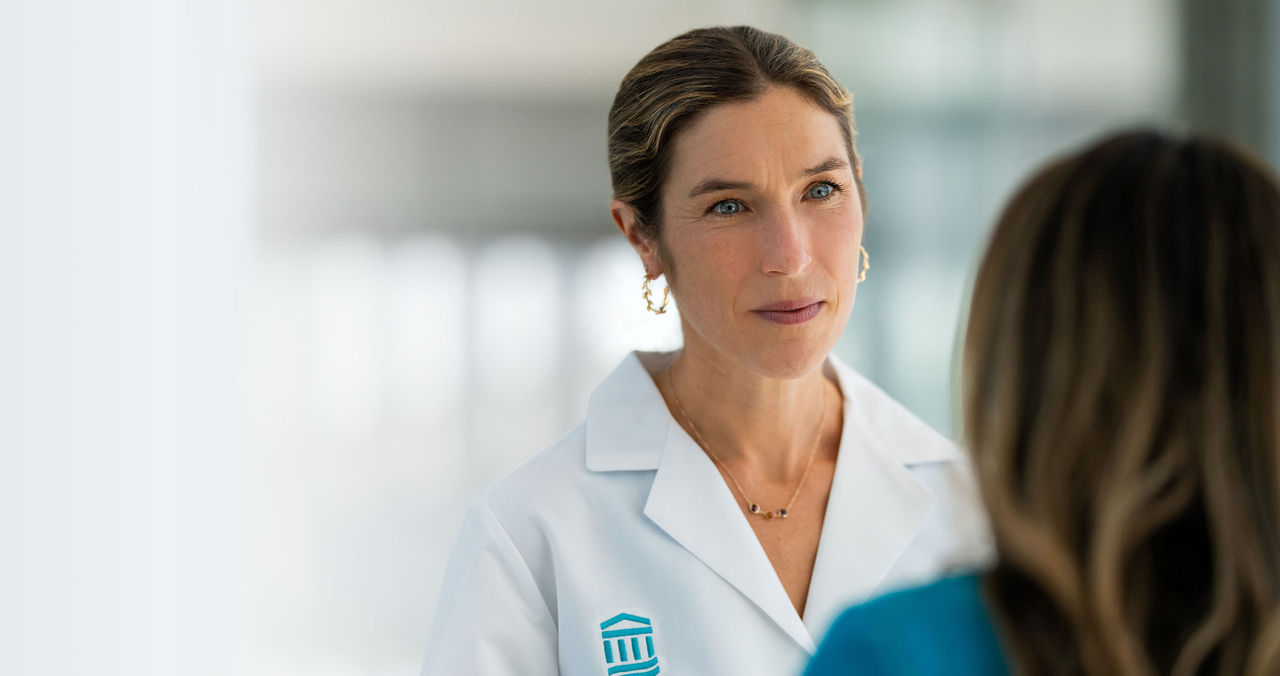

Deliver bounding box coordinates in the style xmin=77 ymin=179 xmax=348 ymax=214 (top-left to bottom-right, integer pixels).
xmin=660 ymin=341 xmax=840 ymax=480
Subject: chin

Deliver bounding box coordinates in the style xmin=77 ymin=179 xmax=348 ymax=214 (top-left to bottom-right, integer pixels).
xmin=743 ymin=339 xmax=832 ymax=381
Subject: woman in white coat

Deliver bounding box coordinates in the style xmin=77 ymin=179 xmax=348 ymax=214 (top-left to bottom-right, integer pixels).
xmin=422 ymin=26 xmax=989 ymax=676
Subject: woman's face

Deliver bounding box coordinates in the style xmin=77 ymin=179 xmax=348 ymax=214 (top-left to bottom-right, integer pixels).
xmin=657 ymin=86 xmax=864 ymax=379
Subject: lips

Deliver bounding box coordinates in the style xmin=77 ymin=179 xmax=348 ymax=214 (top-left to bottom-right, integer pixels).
xmin=753 ymin=297 xmax=822 ymax=312
xmin=751 ymin=298 xmax=825 ymax=325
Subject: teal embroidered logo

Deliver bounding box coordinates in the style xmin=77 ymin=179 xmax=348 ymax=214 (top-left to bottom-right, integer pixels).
xmin=599 ymin=613 xmax=660 ymax=676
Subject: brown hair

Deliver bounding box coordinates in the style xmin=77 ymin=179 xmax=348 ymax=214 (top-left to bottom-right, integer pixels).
xmin=607 ymin=25 xmax=866 ymax=246
xmin=963 ymin=129 xmax=1280 ymax=674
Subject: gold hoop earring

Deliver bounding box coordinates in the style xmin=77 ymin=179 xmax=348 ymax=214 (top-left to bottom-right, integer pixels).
xmin=858 ymin=245 xmax=870 ymax=283
xmin=642 ymin=273 xmax=670 ymax=315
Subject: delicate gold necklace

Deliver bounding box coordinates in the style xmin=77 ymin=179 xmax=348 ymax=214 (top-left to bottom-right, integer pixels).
xmin=665 ymin=364 xmax=828 ymax=520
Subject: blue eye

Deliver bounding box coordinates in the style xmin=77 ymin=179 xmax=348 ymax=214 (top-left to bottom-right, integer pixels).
xmin=808 ymin=182 xmax=835 ymax=199
xmin=710 ymin=199 xmax=743 ymax=216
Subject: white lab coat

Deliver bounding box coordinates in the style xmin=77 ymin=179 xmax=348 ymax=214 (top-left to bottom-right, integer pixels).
xmin=422 ymin=350 xmax=991 ymax=676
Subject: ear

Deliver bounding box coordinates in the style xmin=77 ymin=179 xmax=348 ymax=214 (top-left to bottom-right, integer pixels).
xmin=856 ymin=161 xmax=863 ymax=181
xmin=610 ymin=199 xmax=665 ymax=277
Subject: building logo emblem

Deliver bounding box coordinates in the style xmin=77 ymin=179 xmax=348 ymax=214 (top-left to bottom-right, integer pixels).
xmin=599 ymin=612 xmax=660 ymax=676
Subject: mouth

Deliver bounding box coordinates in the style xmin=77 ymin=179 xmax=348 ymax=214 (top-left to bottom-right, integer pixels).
xmin=751 ymin=298 xmax=825 ymax=325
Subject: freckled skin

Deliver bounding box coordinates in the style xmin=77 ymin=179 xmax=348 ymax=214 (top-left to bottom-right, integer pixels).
xmin=658 ymin=86 xmax=864 ymax=380
xmin=612 ymin=86 xmax=865 ymax=617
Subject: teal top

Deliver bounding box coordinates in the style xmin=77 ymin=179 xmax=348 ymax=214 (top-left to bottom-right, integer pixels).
xmin=804 ymin=573 xmax=1010 ymax=676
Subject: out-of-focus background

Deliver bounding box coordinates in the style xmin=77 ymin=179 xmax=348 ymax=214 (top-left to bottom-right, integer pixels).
xmin=5 ymin=1 xmax=1279 ymax=674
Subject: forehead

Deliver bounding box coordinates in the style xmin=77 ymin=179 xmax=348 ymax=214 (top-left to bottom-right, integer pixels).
xmin=666 ymin=87 xmax=849 ymax=187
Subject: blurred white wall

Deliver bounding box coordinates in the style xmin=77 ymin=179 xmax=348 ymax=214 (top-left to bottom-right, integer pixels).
xmin=2 ymin=1 xmax=250 ymax=674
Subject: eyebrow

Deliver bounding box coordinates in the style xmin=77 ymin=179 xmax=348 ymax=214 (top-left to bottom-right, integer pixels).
xmin=685 ymin=156 xmax=851 ymax=199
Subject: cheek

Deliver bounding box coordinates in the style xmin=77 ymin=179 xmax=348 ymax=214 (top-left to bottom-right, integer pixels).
xmin=676 ymin=228 xmax=747 ymax=277
xmin=666 ymin=234 xmax=753 ymax=317
xmin=819 ymin=216 xmax=864 ymax=278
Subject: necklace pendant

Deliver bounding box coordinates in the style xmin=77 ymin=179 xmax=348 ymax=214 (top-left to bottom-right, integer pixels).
xmin=749 ymin=504 xmax=760 ymax=514
xmin=778 ymin=508 xmax=789 ymax=518
xmin=764 ymin=511 xmax=776 ymax=519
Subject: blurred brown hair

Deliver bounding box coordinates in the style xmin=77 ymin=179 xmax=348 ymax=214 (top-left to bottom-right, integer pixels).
xmin=964 ymin=130 xmax=1280 ymax=675
xmin=607 ymin=25 xmax=866 ymax=247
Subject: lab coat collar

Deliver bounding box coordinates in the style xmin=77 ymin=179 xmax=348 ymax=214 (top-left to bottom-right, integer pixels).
xmin=584 ymin=350 xmax=959 ymax=471
xmin=584 ymin=349 xmax=960 ymax=652
xmin=583 ymin=351 xmax=672 ymax=472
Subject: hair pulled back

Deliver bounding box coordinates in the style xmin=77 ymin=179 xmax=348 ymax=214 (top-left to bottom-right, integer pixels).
xmin=607 ymin=26 xmax=865 ymax=242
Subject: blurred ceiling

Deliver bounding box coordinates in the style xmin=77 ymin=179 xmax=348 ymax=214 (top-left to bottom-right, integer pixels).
xmin=256 ymin=0 xmax=797 ymax=98
xmin=256 ymin=0 xmax=1175 ymax=110
xmin=253 ymin=0 xmax=1183 ymax=241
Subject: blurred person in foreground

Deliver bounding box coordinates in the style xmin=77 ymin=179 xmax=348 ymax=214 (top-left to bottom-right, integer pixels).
xmin=422 ymin=26 xmax=990 ymax=676
xmin=805 ymin=129 xmax=1280 ymax=675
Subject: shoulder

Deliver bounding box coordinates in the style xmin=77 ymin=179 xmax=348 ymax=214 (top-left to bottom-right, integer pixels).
xmin=832 ymin=358 xmax=985 ymax=522
xmin=829 ymin=356 xmax=961 ymax=466
xmin=479 ymin=422 xmax=597 ymax=523
xmin=474 ymin=415 xmax=655 ymax=549
xmin=451 ymin=424 xmax=609 ymax=612
xmin=806 ymin=574 xmax=1009 ymax=676
xmin=835 ymin=573 xmax=990 ymax=630
xmin=474 ymin=349 xmax=669 ymax=535
xmin=494 ymin=423 xmax=591 ymax=490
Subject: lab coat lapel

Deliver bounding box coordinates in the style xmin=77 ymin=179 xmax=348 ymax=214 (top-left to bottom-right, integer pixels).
xmin=800 ymin=404 xmax=936 ymax=636
xmin=589 ymin=351 xmax=952 ymax=652
xmin=800 ymin=357 xmax=946 ymax=637
xmin=644 ymin=419 xmax=818 ymax=654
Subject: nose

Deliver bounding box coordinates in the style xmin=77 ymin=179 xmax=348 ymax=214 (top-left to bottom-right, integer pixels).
xmin=760 ymin=206 xmax=813 ymax=276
